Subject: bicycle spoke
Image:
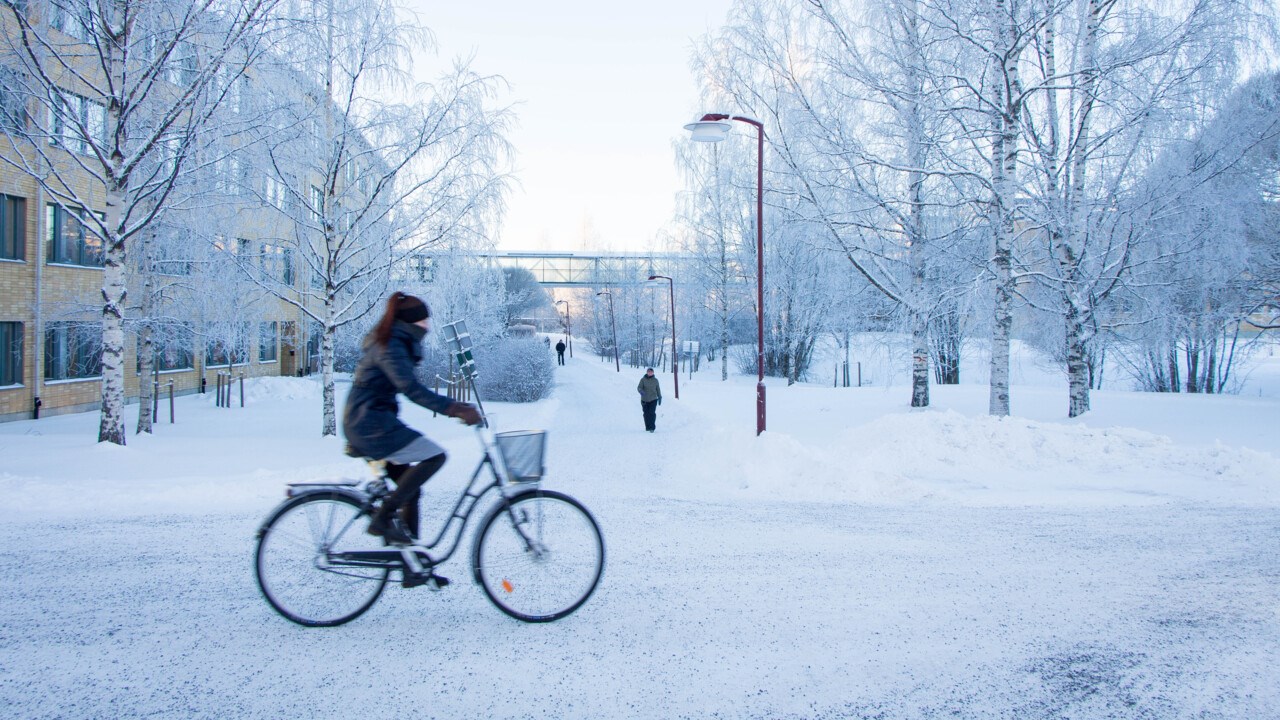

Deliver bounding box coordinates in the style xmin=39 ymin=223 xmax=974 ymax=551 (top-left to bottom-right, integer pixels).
xmin=475 ymin=492 xmax=603 ymax=622
xmin=255 ymin=495 xmax=388 ymax=626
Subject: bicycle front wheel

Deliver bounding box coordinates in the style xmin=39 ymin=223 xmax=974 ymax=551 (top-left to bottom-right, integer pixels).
xmin=255 ymin=493 xmax=389 ymax=627
xmin=473 ymin=489 xmax=604 ymax=623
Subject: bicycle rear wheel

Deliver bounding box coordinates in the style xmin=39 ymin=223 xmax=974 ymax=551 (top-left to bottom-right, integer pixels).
xmin=473 ymin=489 xmax=604 ymax=623
xmin=255 ymin=493 xmax=389 ymax=627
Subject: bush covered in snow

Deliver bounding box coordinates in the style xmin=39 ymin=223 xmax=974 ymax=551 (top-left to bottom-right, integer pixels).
xmin=415 ymin=336 xmax=554 ymax=403
xmin=474 ymin=338 xmax=556 ymax=402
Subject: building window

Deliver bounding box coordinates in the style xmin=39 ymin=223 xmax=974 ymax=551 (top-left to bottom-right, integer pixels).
xmin=166 ymin=41 xmax=199 ymax=87
xmin=206 ymin=324 xmax=249 ymax=367
xmin=137 ymin=323 xmax=193 ymax=373
xmin=310 ymin=185 xmax=323 ymax=221
xmin=45 ymin=321 xmax=101 ymax=381
xmin=48 ymin=92 xmax=105 ymax=155
xmin=258 ymin=322 xmax=278 ymax=362
xmin=265 ymin=175 xmax=285 ymax=209
xmin=0 ymin=66 xmax=27 ymax=133
xmin=1 ymin=194 xmax=25 ymax=261
xmin=260 ymin=243 xmax=293 ymax=284
xmin=50 ymin=1 xmax=100 ymax=42
xmin=0 ymin=322 xmax=22 ymax=387
xmin=46 ymin=204 xmax=103 ymax=266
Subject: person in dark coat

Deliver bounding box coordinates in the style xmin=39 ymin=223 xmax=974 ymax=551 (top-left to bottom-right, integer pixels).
xmin=555 ymin=339 xmax=566 ymax=365
xmin=636 ymin=367 xmax=661 ymax=432
xmin=343 ymin=292 xmax=482 ymax=553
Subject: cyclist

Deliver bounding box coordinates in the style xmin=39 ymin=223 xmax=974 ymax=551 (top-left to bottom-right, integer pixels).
xmin=343 ymin=292 xmax=482 ymax=548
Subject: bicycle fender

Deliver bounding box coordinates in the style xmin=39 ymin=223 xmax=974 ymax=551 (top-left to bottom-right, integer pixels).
xmin=255 ymin=487 xmax=368 ymax=539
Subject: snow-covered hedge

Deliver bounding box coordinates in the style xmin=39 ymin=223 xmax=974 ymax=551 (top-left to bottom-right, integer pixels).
xmin=415 ymin=336 xmax=554 ymax=403
xmin=473 ymin=338 xmax=556 ymax=402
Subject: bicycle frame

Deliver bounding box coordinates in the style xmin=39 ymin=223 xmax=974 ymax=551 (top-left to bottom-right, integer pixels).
xmin=305 ymin=423 xmax=540 ymax=581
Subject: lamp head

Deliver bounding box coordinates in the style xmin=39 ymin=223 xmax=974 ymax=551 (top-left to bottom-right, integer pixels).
xmin=683 ymin=118 xmax=732 ymax=143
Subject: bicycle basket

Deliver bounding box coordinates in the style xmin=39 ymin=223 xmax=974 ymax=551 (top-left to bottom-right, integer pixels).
xmin=494 ymin=430 xmax=546 ymax=483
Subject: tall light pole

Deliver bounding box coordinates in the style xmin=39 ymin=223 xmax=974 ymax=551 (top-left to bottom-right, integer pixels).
xmin=647 ymin=275 xmax=678 ymax=400
xmin=596 ymin=291 xmax=620 ymax=372
xmin=684 ymin=113 xmax=766 ymax=435
xmin=554 ymin=299 xmax=572 ymax=357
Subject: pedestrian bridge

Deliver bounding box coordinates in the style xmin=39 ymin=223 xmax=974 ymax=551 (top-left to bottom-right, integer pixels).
xmin=398 ymin=251 xmax=689 ymax=288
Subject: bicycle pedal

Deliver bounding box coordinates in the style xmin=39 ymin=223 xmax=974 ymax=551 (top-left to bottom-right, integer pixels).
xmin=402 ymin=572 xmax=450 ymax=590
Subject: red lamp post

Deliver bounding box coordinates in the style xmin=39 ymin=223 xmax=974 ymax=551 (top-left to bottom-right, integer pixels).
xmin=684 ymin=112 xmax=766 ymax=435
xmin=647 ymin=274 xmax=678 ymax=400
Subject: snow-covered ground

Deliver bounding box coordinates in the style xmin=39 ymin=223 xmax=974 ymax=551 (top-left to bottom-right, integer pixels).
xmin=1 ymin=338 xmax=1278 ymax=718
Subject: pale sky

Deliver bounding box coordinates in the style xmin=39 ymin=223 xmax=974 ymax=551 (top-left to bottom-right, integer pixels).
xmin=403 ymin=0 xmax=735 ymax=252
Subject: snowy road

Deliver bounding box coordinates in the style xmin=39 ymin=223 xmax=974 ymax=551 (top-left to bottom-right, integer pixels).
xmin=2 ymin=350 xmax=1278 ymax=718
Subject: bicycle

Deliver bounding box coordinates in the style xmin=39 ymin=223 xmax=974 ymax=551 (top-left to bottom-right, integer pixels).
xmin=253 ymin=320 xmax=604 ymax=627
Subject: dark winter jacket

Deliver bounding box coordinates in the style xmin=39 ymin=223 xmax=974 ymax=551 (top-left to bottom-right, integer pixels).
xmin=342 ymin=321 xmax=452 ymax=459
xmin=637 ymin=374 xmax=662 ymax=403
xmin=555 ymin=341 xmax=566 ymax=353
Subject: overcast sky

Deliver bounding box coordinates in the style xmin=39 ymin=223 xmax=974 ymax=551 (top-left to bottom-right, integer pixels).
xmin=403 ymin=0 xmax=735 ymax=252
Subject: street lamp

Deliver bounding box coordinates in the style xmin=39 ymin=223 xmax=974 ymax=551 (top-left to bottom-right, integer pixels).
xmin=596 ymin=291 xmax=620 ymax=372
xmin=684 ymin=112 xmax=766 ymax=435
xmin=554 ymin=299 xmax=572 ymax=357
xmin=647 ymin=275 xmax=678 ymax=400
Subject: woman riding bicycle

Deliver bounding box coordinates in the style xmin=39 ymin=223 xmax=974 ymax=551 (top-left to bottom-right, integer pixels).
xmin=343 ymin=292 xmax=482 ymax=546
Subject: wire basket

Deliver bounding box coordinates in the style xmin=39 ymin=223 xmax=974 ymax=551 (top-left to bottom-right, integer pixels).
xmin=494 ymin=430 xmax=547 ymax=483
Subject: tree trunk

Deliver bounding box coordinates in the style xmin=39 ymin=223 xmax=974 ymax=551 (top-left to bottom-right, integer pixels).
xmin=135 ymin=228 xmax=155 ymax=434
xmin=911 ymin=308 xmax=929 ymax=407
xmin=321 ymin=319 xmax=337 ymax=436
xmin=99 ymin=245 xmax=128 ymax=445
xmin=987 ymin=0 xmax=1021 ymax=418
xmin=136 ymin=325 xmax=154 ymax=434
xmin=1065 ymin=303 xmax=1090 ymax=417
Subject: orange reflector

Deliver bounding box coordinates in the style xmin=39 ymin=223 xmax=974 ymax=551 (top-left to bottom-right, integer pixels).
xmin=501 ymin=579 xmax=514 ymax=593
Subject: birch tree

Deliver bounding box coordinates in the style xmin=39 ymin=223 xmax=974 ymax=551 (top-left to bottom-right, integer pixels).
xmin=1017 ymin=0 xmax=1256 ymax=415
xmin=0 ymin=0 xmax=280 ymax=444
xmin=230 ymin=0 xmax=511 ymax=435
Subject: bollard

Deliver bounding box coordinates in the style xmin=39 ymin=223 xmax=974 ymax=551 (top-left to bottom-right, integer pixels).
xmin=240 ymin=375 xmax=245 ymax=408
xmin=168 ymin=381 xmax=175 ymax=423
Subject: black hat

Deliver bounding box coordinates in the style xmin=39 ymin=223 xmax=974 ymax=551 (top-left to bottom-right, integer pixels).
xmin=395 ymin=294 xmax=430 ymax=324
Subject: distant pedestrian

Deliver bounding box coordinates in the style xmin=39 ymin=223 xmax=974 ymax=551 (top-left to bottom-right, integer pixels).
xmin=636 ymin=367 xmax=661 ymax=432
xmin=555 ymin=339 xmax=566 ymax=365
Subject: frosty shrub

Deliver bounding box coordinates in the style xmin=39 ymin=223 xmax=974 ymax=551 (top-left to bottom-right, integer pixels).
xmin=475 ymin=338 xmax=555 ymax=402
xmin=414 ymin=336 xmax=554 ymax=403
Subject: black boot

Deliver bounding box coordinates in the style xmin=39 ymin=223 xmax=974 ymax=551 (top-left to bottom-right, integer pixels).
xmin=367 ymin=506 xmax=415 ymax=545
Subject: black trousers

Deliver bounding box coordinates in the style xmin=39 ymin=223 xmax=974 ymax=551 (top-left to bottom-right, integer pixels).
xmin=382 ymin=454 xmax=446 ymax=536
xmin=557 ymin=351 xmax=565 ymax=365
xmin=641 ymin=400 xmax=657 ymax=431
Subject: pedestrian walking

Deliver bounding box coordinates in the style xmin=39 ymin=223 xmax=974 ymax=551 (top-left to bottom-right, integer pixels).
xmin=555 ymin=339 xmax=566 ymax=365
xmin=636 ymin=367 xmax=661 ymax=432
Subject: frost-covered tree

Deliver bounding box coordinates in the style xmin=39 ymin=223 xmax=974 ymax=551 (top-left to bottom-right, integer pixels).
xmin=228 ymin=0 xmax=511 ymax=435
xmin=1118 ymin=71 xmax=1280 ymax=393
xmin=1015 ymin=0 xmax=1259 ymax=415
xmin=692 ymin=0 xmax=987 ymax=407
xmin=674 ymin=134 xmax=754 ymax=381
